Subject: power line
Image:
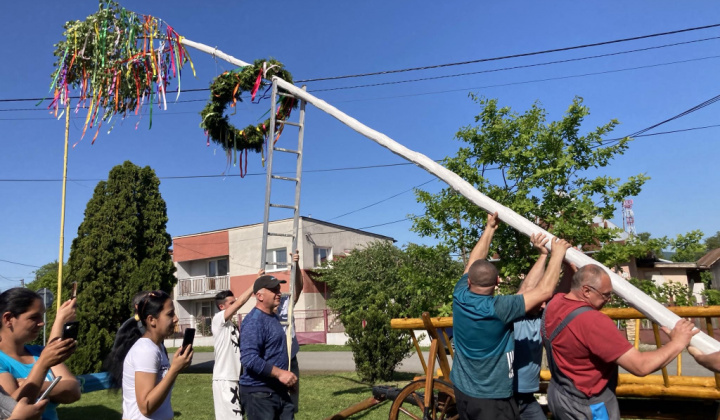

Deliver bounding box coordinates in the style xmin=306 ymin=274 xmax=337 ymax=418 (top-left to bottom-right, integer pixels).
xmin=327 ymin=179 xmax=436 ymax=221
xmin=0 ymin=259 xmax=41 ymax=268
xmin=0 ymin=119 xmax=718 ymax=184
xmin=1 ymin=25 xmax=719 ymax=106
xmin=0 ymin=88 xmax=207 ymax=103
xmin=310 ymin=36 xmax=720 ymax=93
xmin=629 ymin=94 xmax=720 ymax=137
xmin=0 ymin=98 xmax=209 ymax=110
xmin=358 ymin=217 xmax=412 ymax=230
xmin=0 ymin=160 xmax=449 ymax=183
xmin=296 ymin=23 xmax=720 ymax=82
xmin=597 ymin=93 xmax=720 ymax=149
xmin=331 ymin=54 xmax=720 ymax=104
xmin=3 ymin=53 xmax=718 ymax=118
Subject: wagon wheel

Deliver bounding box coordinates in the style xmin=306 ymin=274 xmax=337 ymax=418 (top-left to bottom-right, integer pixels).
xmin=388 ymin=378 xmax=458 ymax=420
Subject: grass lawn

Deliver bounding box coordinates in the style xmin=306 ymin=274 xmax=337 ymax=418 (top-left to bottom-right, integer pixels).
xmin=299 ymin=343 xmax=352 ymax=352
xmin=58 ymin=371 xmax=413 ymax=420
xmin=62 ymin=372 xmax=660 ymax=419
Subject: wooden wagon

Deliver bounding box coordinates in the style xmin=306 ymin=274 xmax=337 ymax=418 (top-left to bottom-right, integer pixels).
xmin=327 ymin=306 xmax=720 ymax=419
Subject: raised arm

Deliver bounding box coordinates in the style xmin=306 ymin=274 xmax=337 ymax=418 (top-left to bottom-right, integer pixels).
xmin=617 ymin=320 xmax=698 ymax=376
xmin=521 ymin=238 xmax=571 ymax=312
xmin=223 ymin=286 xmax=254 ymax=322
xmin=290 ymin=250 xmax=303 ymax=304
xmin=48 ymin=299 xmax=76 ymax=341
xmin=516 ymin=233 xmax=549 ymax=295
xmin=135 ymin=347 xmax=193 ymax=417
xmin=464 ymin=212 xmax=499 ymax=274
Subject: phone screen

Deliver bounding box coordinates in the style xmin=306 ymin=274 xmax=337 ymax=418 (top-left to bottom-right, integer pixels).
xmin=181 ymin=328 xmax=195 ymax=355
xmin=36 ymin=376 xmax=62 ymax=403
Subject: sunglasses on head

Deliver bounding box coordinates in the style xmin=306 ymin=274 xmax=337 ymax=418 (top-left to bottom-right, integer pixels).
xmin=139 ymin=290 xmax=163 ymax=317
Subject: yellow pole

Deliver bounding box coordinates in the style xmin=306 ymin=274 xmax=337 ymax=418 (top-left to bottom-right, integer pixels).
xmin=634 ymin=319 xmax=641 ymax=348
xmin=652 ymin=323 xmax=670 ymax=387
xmin=56 ymin=102 xmax=70 ymax=311
xmin=677 ymin=351 xmax=682 ymax=376
xmin=704 ymin=316 xmax=720 ymax=390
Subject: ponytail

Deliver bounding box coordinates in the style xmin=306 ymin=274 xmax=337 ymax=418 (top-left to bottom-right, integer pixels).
xmin=104 ymin=290 xmax=170 ymax=389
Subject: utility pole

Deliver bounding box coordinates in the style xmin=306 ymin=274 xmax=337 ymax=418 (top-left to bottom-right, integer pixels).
xmin=20 ymin=279 xmax=24 ymax=288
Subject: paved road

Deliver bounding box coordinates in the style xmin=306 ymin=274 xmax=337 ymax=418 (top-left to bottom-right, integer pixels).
xmin=185 ymin=351 xmax=428 ymax=374
xmin=184 ymin=349 xmax=715 ymax=377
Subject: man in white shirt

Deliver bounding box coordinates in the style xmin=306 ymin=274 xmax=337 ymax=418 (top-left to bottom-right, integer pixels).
xmin=212 ymin=286 xmax=253 ymax=419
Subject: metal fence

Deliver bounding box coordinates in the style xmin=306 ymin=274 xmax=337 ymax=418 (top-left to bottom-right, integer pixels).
xmin=235 ymin=309 xmax=344 ymax=344
xmin=175 ymin=309 xmax=346 ymax=343
xmin=177 ymin=275 xmax=229 ymax=297
xmin=173 ymin=316 xmax=213 ymax=338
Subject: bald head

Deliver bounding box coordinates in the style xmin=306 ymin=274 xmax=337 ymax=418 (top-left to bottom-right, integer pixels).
xmin=571 ymin=265 xmax=608 ymax=290
xmin=468 ymin=260 xmax=498 ymax=287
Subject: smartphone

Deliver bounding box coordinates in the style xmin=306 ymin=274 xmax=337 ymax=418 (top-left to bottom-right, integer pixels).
xmin=71 ymin=282 xmax=78 ymax=299
xmin=36 ymin=376 xmax=62 ymax=403
xmin=180 ymin=328 xmax=195 ymax=355
xmin=61 ymin=321 xmax=79 ymax=341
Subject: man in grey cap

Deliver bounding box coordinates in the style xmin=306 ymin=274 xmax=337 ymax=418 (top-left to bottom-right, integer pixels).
xmin=240 ymin=275 xmax=298 ymax=420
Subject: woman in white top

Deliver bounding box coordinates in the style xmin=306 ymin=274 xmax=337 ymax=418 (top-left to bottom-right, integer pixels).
xmin=105 ymin=290 xmax=193 ymax=420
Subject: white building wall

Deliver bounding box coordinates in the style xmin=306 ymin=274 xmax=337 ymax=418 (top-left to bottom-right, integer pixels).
xmin=171 ymin=218 xmax=395 ymax=346
xmin=300 ymin=218 xmax=391 ymax=264
xmin=228 ymin=220 xmax=297 ymax=275
xmin=175 ymin=263 xmax=190 ymax=278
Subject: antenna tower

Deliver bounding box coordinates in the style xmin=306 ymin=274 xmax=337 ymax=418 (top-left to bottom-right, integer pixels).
xmin=622 ymin=199 xmax=636 ymax=236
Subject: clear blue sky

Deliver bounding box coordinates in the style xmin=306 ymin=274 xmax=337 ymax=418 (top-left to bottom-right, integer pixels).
xmin=1 ymin=1 xmax=719 ymax=286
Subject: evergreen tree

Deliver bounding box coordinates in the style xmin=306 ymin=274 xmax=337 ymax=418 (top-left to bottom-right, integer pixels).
xmin=66 ymin=161 xmax=175 ymax=374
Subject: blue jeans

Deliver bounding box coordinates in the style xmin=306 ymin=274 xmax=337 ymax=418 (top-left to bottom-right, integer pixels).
xmin=242 ymin=391 xmax=294 ymax=420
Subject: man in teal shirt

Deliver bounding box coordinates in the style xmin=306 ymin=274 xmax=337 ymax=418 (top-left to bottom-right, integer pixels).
xmin=450 ymin=212 xmax=571 ymax=420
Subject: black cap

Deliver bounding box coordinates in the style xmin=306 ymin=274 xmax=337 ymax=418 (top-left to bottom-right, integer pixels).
xmin=253 ymin=275 xmax=286 ymax=294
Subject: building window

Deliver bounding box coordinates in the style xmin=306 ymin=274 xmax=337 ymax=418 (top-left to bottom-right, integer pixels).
xmin=195 ymin=300 xmax=213 ymax=318
xmin=265 ymin=248 xmax=287 ymax=272
xmin=313 ymin=247 xmax=332 ymax=267
xmin=208 ymin=258 xmax=229 ymax=277
xmin=195 ymin=300 xmax=213 ymax=336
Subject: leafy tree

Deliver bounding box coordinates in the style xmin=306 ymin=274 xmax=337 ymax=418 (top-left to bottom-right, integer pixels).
xmin=66 ymin=161 xmax=176 ymax=374
xmin=669 ymin=230 xmax=706 ymax=262
xmin=704 ymin=231 xmax=720 ymax=251
xmin=318 ymin=241 xmax=463 ymax=382
xmin=702 ymin=289 xmax=720 ymax=305
xmin=658 ymin=281 xmax=696 ymax=306
xmin=604 ymin=277 xmax=659 ymax=309
xmin=635 ymin=232 xmax=652 ymax=242
xmin=594 ymin=235 xmax=668 ymax=273
xmin=413 ymin=96 xmax=647 ymax=286
xmin=606 ymin=278 xmax=695 ymax=309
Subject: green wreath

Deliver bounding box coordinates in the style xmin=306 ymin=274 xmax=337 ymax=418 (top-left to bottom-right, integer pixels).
xmin=200 ymin=59 xmax=296 ymax=153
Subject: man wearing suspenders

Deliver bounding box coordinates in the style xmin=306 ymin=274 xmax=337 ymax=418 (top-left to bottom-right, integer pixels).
xmin=542 ymin=265 xmax=698 ymax=419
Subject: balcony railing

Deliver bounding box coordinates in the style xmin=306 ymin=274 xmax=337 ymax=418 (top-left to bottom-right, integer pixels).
xmin=177 ymin=275 xmax=229 ymax=297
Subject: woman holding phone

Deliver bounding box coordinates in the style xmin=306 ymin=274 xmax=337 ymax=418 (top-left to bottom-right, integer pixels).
xmin=106 ymin=290 xmax=193 ymax=420
xmin=0 ymin=288 xmax=80 ymax=420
